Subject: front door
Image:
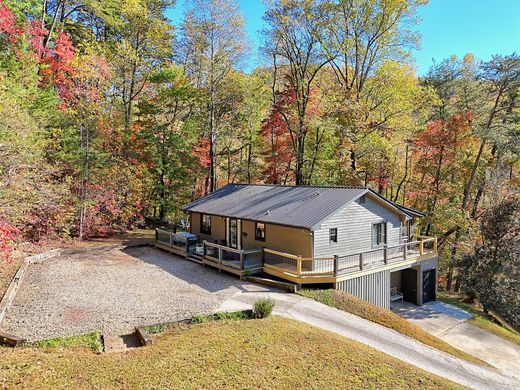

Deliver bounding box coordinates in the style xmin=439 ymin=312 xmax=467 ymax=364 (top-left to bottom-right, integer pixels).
xmin=229 ymin=218 xmax=238 ymax=249
xmin=401 ymin=268 xmax=418 ymax=304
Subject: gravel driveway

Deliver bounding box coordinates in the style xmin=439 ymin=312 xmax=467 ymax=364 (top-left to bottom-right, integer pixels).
xmin=1 ymin=246 xmax=265 ymax=340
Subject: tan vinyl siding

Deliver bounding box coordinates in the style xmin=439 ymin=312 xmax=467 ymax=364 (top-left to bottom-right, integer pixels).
xmin=313 ymin=194 xmax=403 ymax=258
xmin=241 ymin=220 xmax=313 ymax=258
xmin=190 ymin=212 xmax=226 ymax=243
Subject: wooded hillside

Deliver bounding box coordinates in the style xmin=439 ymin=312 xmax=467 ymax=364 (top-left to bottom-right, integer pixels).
xmin=0 ymin=0 xmax=518 ymax=297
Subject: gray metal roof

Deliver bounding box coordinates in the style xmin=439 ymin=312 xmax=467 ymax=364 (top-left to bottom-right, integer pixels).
xmin=183 ymin=184 xmax=407 ymax=229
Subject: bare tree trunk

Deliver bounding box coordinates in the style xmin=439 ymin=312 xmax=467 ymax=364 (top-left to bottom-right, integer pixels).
xmin=209 ymin=85 xmax=216 ymax=191
xmin=247 ymin=118 xmax=253 ymax=183
xmin=79 ymin=110 xmax=89 ymax=240
xmin=394 ymin=141 xmax=410 ymax=203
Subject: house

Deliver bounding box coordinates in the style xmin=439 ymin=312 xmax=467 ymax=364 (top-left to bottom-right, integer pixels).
xmin=155 ymin=184 xmax=438 ymax=309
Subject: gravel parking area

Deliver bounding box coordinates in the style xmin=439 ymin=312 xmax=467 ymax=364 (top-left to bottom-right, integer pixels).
xmin=0 ymin=246 xmax=263 ymax=341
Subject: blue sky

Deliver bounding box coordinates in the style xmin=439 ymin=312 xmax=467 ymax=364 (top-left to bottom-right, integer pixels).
xmin=167 ymin=0 xmax=520 ymax=75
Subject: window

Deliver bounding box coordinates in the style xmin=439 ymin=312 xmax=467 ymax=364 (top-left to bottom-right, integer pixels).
xmin=200 ymin=214 xmax=211 ymax=234
xmin=255 ymin=222 xmax=265 ymax=241
xmin=329 ymin=228 xmax=337 ymax=243
xmin=372 ymin=222 xmax=386 ymax=247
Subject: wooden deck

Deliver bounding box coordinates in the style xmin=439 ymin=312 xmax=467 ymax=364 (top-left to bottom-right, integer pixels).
xmin=154 ymin=229 xmax=438 ymax=285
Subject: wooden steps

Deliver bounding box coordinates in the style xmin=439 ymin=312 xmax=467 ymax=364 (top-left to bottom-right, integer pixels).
xmin=243 ymin=274 xmax=299 ymax=293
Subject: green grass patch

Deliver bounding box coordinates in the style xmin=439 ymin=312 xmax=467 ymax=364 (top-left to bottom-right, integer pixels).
xmin=0 ymin=317 xmax=461 ymax=389
xmin=143 ymin=323 xmax=172 ymax=335
xmin=299 ymin=289 xmax=487 ymax=366
xmin=191 ymin=310 xmax=253 ymax=323
xmin=27 ymin=331 xmax=103 ymax=353
xmin=438 ymin=293 xmax=520 ymax=346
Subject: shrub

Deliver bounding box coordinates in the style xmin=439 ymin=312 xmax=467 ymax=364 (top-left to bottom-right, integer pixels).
xmin=253 ymin=298 xmax=275 ymax=318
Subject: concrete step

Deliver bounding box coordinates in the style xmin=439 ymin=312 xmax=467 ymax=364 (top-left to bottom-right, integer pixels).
xmin=103 ymin=332 xmax=143 ymax=353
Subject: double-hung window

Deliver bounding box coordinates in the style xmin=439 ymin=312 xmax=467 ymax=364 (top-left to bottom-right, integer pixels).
xmin=372 ymin=222 xmax=386 ymax=247
xmin=329 ymin=228 xmax=338 ymax=244
xmin=200 ymin=214 xmax=211 ymax=234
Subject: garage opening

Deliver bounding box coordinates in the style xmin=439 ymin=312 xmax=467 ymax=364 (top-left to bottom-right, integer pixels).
xmin=390 ymin=269 xmax=418 ymax=305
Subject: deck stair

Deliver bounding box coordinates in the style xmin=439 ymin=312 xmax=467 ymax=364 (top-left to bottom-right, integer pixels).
xmin=243 ymin=273 xmax=300 ymax=293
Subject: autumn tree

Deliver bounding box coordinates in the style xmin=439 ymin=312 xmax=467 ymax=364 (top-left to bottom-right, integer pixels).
xmin=260 ymin=85 xmax=297 ymax=184
xmin=136 ymin=64 xmax=200 ymax=222
xmin=178 ymin=0 xmax=248 ymax=193
xmin=320 ymin=0 xmax=427 ymax=181
xmin=264 ymin=0 xmax=330 ymax=185
xmin=458 ymin=198 xmax=520 ymax=330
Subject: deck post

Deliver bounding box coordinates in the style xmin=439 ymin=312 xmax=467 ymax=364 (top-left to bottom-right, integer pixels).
xmin=155 ymin=229 xmax=158 ymax=242
xmin=169 ymin=232 xmax=173 ymax=248
xmin=296 ymin=256 xmax=302 ymax=278
xmin=240 ymin=251 xmax=244 ymax=271
xmin=333 ymin=255 xmax=339 ymax=276
xmin=433 ymin=238 xmax=438 ymax=254
xmin=420 ymin=240 xmax=424 ymax=256
xmin=202 ymin=241 xmax=206 ymax=268
xmin=383 ymin=247 xmax=388 ymax=264
xmin=218 ymin=246 xmax=223 ymax=273
xmin=359 ymin=253 xmax=364 ymax=271
xmin=403 ymin=244 xmax=407 ymax=261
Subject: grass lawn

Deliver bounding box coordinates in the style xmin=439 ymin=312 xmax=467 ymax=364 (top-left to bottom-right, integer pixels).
xmin=0 ymin=317 xmax=462 ymax=389
xmin=299 ymin=289 xmax=486 ymax=366
xmin=438 ymin=292 xmax=520 ymax=347
xmin=26 ymin=331 xmax=103 ymax=353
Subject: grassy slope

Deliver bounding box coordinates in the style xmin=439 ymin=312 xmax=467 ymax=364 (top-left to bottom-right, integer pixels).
xmin=299 ymin=289 xmax=486 ymax=366
xmin=0 ymin=317 xmax=462 ymax=389
xmin=438 ymin=293 xmax=520 ymax=347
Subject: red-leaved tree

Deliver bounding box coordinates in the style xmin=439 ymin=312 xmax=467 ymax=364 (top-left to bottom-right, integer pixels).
xmin=260 ymin=85 xmax=296 ymax=184
xmin=0 ymin=219 xmax=19 ymax=261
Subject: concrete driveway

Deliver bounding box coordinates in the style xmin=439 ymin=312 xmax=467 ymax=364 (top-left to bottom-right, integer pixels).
xmin=392 ymin=301 xmax=520 ymax=381
xmin=220 ymin=290 xmax=520 ymax=390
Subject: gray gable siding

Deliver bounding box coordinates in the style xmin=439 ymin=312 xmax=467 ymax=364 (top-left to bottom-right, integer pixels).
xmin=313 ymin=195 xmax=402 ymax=258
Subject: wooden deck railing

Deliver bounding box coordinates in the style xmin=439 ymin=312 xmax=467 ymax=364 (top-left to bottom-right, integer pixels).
xmin=263 ymin=237 xmax=438 ymax=283
xmin=202 ymin=241 xmax=263 ymax=274
xmin=154 ymin=229 xmax=197 ymax=258
xmin=154 ymin=228 xmax=437 ymax=284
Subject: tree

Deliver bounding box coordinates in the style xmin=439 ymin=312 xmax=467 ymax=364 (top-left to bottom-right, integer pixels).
xmin=136 ymin=64 xmax=200 ymax=223
xmin=264 ymin=0 xmax=330 ymax=185
xmin=260 ymin=84 xmax=296 ymax=184
xmin=459 ymin=198 xmax=520 ymax=330
xmin=320 ymin=0 xmax=427 ymax=178
xmin=178 ymin=0 xmax=248 ymax=192
xmin=112 ymin=0 xmax=174 ymax=156
xmin=423 ymin=54 xmax=520 ymax=290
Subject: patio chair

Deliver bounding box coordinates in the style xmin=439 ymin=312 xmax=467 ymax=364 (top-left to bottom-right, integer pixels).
xmin=390 ymin=287 xmax=403 ymax=303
